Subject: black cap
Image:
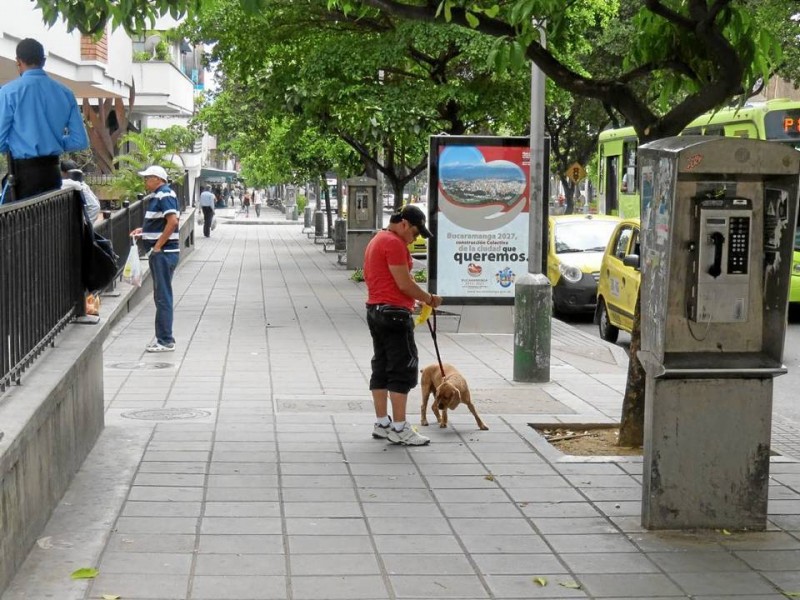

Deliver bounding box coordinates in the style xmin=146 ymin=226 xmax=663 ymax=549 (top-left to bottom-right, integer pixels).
xmin=392 ymin=204 xmax=432 ymax=239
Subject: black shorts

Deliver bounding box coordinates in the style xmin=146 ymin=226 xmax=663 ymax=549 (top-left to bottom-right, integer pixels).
xmin=367 ymin=305 xmax=419 ymax=394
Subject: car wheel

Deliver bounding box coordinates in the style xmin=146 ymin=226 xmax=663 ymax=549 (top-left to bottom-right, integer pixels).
xmin=597 ymin=299 xmax=620 ymax=343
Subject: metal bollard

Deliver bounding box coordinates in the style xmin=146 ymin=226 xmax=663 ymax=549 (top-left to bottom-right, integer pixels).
xmin=333 ymin=218 xmax=347 ymax=251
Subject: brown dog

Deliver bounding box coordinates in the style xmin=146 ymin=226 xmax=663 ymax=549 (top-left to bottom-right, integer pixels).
xmin=420 ymin=363 xmax=488 ymax=430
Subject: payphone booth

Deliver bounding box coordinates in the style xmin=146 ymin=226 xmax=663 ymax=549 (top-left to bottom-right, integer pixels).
xmin=637 ymin=137 xmax=799 ymax=530
xmin=345 ymin=176 xmax=379 ymax=269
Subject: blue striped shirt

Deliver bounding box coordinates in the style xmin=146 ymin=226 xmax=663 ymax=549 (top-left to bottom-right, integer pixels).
xmin=0 ymin=69 xmax=88 ymax=159
xmin=142 ymin=184 xmax=180 ymax=253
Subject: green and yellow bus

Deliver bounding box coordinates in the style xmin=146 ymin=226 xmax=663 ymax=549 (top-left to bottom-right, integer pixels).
xmin=596 ymin=98 xmax=800 ymax=302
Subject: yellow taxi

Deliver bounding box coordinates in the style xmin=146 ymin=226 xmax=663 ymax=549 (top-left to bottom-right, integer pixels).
xmin=407 ymin=202 xmax=428 ymax=257
xmin=595 ymin=218 xmax=641 ymax=342
xmin=547 ymin=214 xmax=621 ymax=314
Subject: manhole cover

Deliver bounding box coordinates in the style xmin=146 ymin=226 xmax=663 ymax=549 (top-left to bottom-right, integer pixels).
xmin=121 ymin=408 xmax=211 ymax=421
xmin=106 ymin=362 xmax=173 ymax=370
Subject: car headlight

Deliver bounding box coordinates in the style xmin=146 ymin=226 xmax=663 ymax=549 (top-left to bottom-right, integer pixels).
xmin=558 ymin=263 xmax=583 ymax=283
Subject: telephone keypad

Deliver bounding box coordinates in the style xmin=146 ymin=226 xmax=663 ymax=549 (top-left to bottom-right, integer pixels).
xmin=727 ymin=216 xmax=750 ymax=274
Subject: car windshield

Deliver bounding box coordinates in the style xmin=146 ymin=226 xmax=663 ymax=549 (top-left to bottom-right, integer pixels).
xmin=554 ymin=220 xmax=619 ymax=254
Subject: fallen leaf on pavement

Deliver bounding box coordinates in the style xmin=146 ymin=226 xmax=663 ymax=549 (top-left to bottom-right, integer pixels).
xmin=70 ymin=567 xmax=99 ymax=580
xmin=102 ymin=595 xmax=121 ymax=600
xmin=532 ymin=577 xmax=547 ymax=586
xmin=560 ymin=581 xmax=581 ymax=589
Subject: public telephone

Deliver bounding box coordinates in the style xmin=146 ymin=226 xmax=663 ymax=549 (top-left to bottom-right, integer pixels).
xmin=355 ymin=189 xmax=370 ymax=223
xmin=688 ymin=196 xmax=753 ymax=323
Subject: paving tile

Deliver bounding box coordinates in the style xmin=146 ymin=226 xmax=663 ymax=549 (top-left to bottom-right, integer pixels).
xmin=290 ymin=553 xmax=382 ymax=576
xmin=203 ymin=502 xmax=281 ymax=517
xmin=291 ymin=575 xmax=389 ymax=600
xmin=207 ymin=474 xmax=278 ymax=488
xmin=734 ymin=549 xmax=800 ymax=570
xmin=367 ymin=516 xmax=453 ymax=535
xmin=544 ymin=533 xmax=639 ymax=554
xmin=288 ymin=535 xmax=374 ymax=554
xmin=518 ymin=502 xmax=602 ymax=519
xmin=98 ymin=551 xmax=193 ymax=574
xmin=440 ymin=503 xmax=523 ymax=519
xmin=105 ymin=533 xmax=197 ymax=554
xmin=670 ymin=571 xmax=779 ymax=596
xmin=137 ymin=461 xmax=208 ymax=474
xmin=122 ymin=501 xmax=203 ymax=518
xmin=577 ymin=573 xmax=684 ymax=597
xmin=449 ymin=518 xmax=537 ymax=536
xmin=198 ymin=534 xmax=284 ymax=554
xmin=482 ymin=574 xmax=587 ymax=598
xmin=472 ymin=553 xmax=567 ymax=575
xmin=286 ymin=517 xmax=368 ymax=536
xmin=115 ymin=516 xmax=199 ymax=534
xmin=373 ymin=534 xmax=463 ymax=554
xmin=200 ymin=517 xmax=282 ymax=535
xmin=87 ymin=573 xmax=189 ymax=599
xmin=532 ymin=517 xmax=618 ymax=535
xmin=194 ymin=554 xmax=286 ymax=576
xmin=363 ymin=502 xmax=439 ymax=518
xmin=389 ymin=575 xmax=489 ymax=598
xmin=383 ymin=554 xmax=476 ymax=576
xmin=458 ymin=534 xmax=549 ymax=554
xmin=128 ymin=486 xmax=204 ymax=502
xmin=190 ymin=575 xmax=286 ymax=599
xmin=560 ymin=552 xmax=659 ymax=574
xmin=205 ymin=487 xmax=279 ymax=502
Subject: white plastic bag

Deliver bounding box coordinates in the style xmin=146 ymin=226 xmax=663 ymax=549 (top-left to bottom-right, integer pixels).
xmin=197 ymin=211 xmax=204 ymax=225
xmin=211 ymin=215 xmax=217 ymax=230
xmin=123 ymin=237 xmax=142 ymax=287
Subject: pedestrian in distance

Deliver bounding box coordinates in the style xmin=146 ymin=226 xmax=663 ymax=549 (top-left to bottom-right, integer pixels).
xmin=364 ymin=204 xmax=442 ymax=446
xmin=0 ymin=38 xmax=89 ymax=204
xmin=243 ymin=192 xmax=251 ymax=217
xmin=198 ymin=185 xmax=216 ymax=237
xmin=254 ymin=189 xmax=262 ymax=218
xmin=130 ymin=165 xmax=180 ymax=353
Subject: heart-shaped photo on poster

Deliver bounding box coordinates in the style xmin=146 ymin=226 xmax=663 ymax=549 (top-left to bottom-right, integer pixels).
xmin=437 ymin=146 xmax=528 ymax=231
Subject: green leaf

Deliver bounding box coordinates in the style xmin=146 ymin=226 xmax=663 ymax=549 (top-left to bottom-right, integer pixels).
xmin=485 ymin=5 xmax=500 ymax=19
xmin=70 ymin=567 xmax=99 ymax=580
xmin=533 ymin=577 xmax=548 ymax=586
xmin=465 ymin=12 xmax=479 ymax=28
xmin=560 ymin=581 xmax=581 ymax=589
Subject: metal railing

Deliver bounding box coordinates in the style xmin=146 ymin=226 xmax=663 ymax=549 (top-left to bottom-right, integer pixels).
xmin=0 ymin=190 xmax=84 ymax=392
xmin=94 ymin=199 xmax=144 ymax=267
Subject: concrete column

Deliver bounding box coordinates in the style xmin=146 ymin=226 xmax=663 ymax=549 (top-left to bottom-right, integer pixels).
xmin=513 ymin=273 xmax=552 ymax=382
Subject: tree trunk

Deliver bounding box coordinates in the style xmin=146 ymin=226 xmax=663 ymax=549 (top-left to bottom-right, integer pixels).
xmin=391 ymin=179 xmax=405 ymax=212
xmin=618 ymin=292 xmax=645 ymax=447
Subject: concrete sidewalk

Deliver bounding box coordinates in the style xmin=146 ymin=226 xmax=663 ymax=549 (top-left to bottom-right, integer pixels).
xmin=3 ymin=220 xmax=800 ymax=600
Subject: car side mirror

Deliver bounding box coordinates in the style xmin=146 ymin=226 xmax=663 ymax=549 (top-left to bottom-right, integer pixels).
xmin=623 ymin=254 xmax=640 ymax=270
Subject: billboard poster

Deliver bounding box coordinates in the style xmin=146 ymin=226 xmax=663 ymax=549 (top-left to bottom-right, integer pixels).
xmin=428 ymin=136 xmax=531 ymax=304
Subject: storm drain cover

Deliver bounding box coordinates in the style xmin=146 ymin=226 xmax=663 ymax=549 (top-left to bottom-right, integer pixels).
xmin=121 ymin=408 xmax=211 ymax=421
xmin=107 ymin=362 xmax=173 ymax=370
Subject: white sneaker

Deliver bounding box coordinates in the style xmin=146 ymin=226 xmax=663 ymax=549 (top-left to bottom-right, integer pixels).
xmin=146 ymin=342 xmax=175 ymax=353
xmin=387 ymin=424 xmax=430 ymax=446
xmin=372 ymin=420 xmax=392 ymax=440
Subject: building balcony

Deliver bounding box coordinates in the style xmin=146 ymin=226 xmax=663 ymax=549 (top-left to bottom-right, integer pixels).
xmin=132 ymin=60 xmax=194 ymax=116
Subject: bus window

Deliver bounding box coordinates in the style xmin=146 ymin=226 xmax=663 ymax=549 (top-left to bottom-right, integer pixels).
xmin=622 ymin=141 xmax=637 ymax=193
xmin=703 ymin=126 xmax=724 ymax=136
xmin=726 ymin=122 xmax=757 ymax=138
xmin=764 ymin=108 xmax=800 ymax=141
xmin=684 ymin=127 xmax=702 ymax=135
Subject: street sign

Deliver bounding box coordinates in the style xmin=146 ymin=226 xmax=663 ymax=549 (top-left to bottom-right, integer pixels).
xmin=566 ymin=162 xmax=586 ymax=183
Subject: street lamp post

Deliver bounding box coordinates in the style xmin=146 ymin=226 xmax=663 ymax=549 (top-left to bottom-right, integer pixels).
xmin=513 ymin=26 xmax=552 ymax=383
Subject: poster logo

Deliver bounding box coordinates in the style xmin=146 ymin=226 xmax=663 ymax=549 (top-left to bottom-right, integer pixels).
xmin=467 ymin=263 xmax=482 ymax=277
xmin=495 ymin=267 xmax=516 ymax=288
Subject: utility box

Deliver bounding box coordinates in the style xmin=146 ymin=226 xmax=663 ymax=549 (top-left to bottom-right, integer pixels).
xmin=637 ymin=136 xmax=800 ymax=530
xmin=345 ymin=176 xmax=379 ymax=269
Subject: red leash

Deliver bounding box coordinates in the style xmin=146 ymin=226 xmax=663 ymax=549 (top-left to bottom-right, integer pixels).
xmin=426 ymin=308 xmax=446 ymax=379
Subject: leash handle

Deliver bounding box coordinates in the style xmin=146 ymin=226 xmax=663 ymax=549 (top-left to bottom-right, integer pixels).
xmin=426 ymin=307 xmax=446 ymax=379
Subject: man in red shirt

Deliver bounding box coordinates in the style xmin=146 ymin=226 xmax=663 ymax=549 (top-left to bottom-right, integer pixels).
xmin=364 ymin=205 xmax=443 ymax=445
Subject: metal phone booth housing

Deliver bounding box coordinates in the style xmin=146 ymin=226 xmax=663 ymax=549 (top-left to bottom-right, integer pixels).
xmin=345 ymin=176 xmax=379 ymax=269
xmin=637 ymin=136 xmax=799 ymax=530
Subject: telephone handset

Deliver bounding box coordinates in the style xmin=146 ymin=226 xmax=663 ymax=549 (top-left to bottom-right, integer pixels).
xmin=688 ymin=196 xmax=752 ymax=323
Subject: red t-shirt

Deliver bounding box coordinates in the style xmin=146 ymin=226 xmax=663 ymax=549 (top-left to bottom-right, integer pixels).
xmin=364 ymin=230 xmax=414 ymax=309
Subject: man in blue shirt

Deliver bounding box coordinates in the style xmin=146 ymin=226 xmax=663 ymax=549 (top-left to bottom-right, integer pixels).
xmin=0 ymin=38 xmax=89 ymax=203
xmin=132 ymin=165 xmax=180 ymax=352
xmin=198 ymin=185 xmax=216 ymax=237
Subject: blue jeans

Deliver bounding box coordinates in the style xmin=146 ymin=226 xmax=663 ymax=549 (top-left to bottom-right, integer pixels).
xmin=149 ymin=251 xmax=179 ymax=345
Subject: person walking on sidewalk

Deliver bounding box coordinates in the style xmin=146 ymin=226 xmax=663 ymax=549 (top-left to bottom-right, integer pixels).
xmin=198 ymin=185 xmax=215 ymax=237
xmin=364 ymin=204 xmax=442 ymax=446
xmin=131 ymin=165 xmax=180 ymax=353
xmin=254 ymin=189 xmax=262 ymax=218
xmin=242 ymin=191 xmax=251 ymax=217
xmin=0 ymin=38 xmax=88 ymax=203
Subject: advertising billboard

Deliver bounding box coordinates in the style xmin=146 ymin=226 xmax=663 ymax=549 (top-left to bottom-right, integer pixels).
xmin=428 ymin=136 xmax=531 ymax=304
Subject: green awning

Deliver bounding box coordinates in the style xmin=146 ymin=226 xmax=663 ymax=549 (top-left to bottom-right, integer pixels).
xmin=200 ymin=168 xmax=238 ymax=183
